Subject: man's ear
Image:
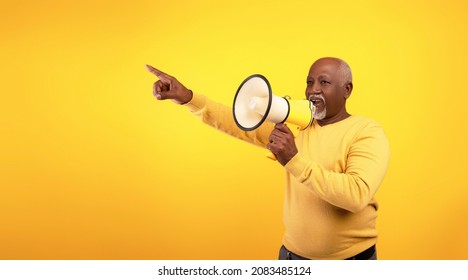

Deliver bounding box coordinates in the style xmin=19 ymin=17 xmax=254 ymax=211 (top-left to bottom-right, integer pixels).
xmin=344 ymin=82 xmax=353 ymax=99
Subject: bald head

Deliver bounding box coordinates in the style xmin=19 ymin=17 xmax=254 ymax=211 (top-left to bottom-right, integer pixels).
xmin=313 ymin=57 xmax=352 ymax=87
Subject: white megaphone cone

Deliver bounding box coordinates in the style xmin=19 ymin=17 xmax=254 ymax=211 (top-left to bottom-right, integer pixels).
xmin=233 ymin=74 xmax=316 ymax=160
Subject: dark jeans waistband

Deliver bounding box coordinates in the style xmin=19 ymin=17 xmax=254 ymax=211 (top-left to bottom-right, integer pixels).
xmin=279 ymin=244 xmax=376 ymax=260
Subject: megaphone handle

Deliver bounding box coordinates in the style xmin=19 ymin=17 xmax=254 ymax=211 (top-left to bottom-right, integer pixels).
xmin=266 ymin=122 xmax=301 ymax=161
xmin=267 ymin=151 xmax=277 ymax=161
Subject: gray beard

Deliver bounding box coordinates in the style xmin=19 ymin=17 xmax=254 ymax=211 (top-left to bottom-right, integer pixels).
xmin=310 ymin=94 xmax=326 ymax=120
xmin=313 ymin=107 xmax=327 ymax=120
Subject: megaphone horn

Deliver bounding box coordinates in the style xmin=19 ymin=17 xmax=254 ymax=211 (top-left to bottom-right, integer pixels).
xmin=232 ymin=74 xmax=316 ymax=160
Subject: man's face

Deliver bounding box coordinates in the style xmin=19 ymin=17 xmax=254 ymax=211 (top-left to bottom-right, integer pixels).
xmin=305 ymin=58 xmax=351 ymax=123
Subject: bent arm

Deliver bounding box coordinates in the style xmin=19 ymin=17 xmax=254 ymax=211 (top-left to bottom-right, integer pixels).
xmin=284 ymin=124 xmax=390 ymax=213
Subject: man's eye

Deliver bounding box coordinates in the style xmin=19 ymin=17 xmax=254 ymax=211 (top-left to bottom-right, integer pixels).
xmin=320 ymin=80 xmax=330 ymax=85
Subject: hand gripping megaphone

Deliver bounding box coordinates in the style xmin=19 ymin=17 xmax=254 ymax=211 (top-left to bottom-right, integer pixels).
xmin=232 ymin=74 xmax=316 ymax=160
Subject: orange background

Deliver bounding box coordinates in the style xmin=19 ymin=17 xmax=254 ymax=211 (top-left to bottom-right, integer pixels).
xmin=1 ymin=0 xmax=467 ymax=259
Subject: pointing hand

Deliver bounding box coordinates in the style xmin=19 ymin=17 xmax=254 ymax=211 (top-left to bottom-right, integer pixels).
xmin=146 ymin=64 xmax=193 ymax=104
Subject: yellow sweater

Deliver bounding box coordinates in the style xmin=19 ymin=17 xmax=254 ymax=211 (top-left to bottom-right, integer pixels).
xmin=186 ymin=93 xmax=390 ymax=260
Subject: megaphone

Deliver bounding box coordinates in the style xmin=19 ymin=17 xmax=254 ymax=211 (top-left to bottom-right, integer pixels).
xmin=233 ymin=74 xmax=315 ymax=160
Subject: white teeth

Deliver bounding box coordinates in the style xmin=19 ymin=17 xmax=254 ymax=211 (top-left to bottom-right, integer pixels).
xmin=309 ymin=95 xmax=324 ymax=103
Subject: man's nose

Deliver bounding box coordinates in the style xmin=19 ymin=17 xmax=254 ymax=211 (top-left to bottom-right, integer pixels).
xmin=307 ymin=83 xmax=321 ymax=95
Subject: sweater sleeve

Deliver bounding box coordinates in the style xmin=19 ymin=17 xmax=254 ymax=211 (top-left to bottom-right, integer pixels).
xmin=184 ymin=92 xmax=274 ymax=148
xmin=284 ymin=123 xmax=390 ymax=213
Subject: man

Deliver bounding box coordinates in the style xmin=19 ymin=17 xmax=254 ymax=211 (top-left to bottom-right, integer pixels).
xmin=146 ymin=57 xmax=390 ymax=260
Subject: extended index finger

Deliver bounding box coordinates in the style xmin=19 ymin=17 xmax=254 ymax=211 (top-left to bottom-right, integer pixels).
xmin=145 ymin=64 xmax=172 ymax=82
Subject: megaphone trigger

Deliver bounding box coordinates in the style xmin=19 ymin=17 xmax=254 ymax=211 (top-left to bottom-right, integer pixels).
xmin=285 ymin=122 xmax=301 ymax=137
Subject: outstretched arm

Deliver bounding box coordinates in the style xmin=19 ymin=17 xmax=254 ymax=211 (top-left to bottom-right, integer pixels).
xmin=146 ymin=65 xmax=273 ymax=148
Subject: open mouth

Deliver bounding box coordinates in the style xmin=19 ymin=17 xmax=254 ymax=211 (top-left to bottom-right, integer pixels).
xmin=308 ymin=95 xmax=325 ymax=108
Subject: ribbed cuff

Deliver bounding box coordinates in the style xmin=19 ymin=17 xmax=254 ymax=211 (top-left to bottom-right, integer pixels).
xmin=284 ymin=153 xmax=308 ymax=179
xmin=184 ymin=92 xmax=206 ymax=112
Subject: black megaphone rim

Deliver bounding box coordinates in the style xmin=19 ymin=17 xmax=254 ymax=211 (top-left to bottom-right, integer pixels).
xmin=232 ymin=74 xmax=272 ymax=131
